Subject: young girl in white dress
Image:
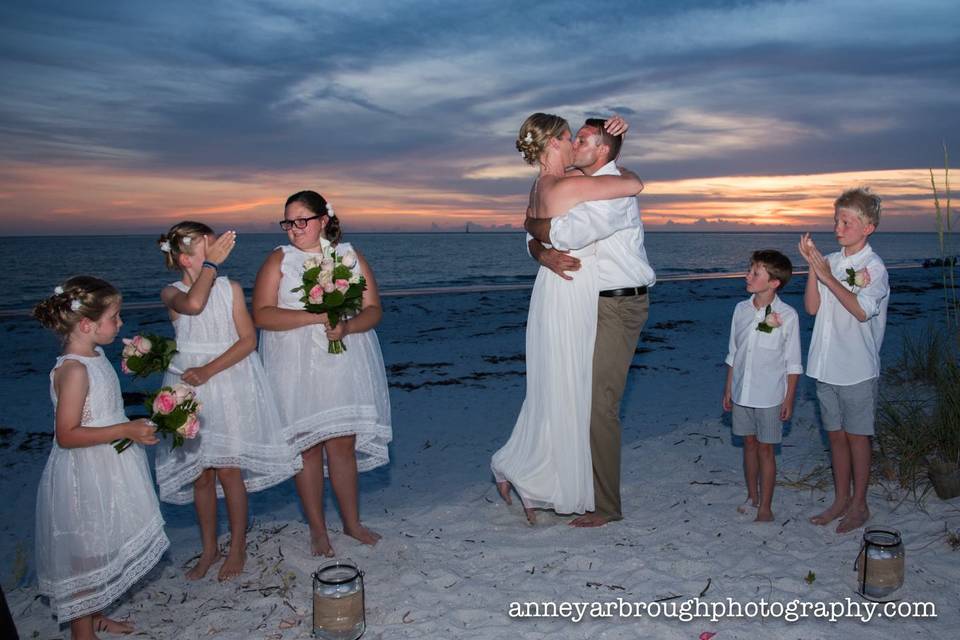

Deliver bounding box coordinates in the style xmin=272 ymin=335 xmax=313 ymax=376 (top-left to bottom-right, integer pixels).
xmin=33 ymin=276 xmax=169 ymax=639
xmin=491 ymin=113 xmax=643 ymax=523
xmin=156 ymin=222 xmax=302 ymax=581
xmin=253 ymin=191 xmax=392 ymax=557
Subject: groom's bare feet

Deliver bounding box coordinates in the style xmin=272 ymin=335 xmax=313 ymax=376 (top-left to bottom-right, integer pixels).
xmin=569 ymin=513 xmax=615 ymax=528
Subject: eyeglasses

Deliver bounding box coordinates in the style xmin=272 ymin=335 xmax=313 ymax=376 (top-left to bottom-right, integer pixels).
xmin=279 ymin=215 xmax=320 ymax=231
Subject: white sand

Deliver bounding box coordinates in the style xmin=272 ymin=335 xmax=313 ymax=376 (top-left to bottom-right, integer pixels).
xmin=3 ymin=267 xmax=960 ymax=639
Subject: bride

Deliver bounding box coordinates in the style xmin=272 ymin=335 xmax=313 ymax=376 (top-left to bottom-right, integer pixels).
xmin=491 ymin=113 xmax=642 ymax=523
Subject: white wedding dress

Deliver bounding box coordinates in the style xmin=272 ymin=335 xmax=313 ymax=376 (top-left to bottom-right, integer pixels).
xmin=491 ymin=236 xmax=598 ymax=514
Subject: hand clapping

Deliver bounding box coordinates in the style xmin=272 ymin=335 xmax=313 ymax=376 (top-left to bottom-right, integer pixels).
xmin=798 ymin=233 xmax=831 ymax=282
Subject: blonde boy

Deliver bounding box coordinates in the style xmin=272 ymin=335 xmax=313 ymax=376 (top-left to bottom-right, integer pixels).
xmin=798 ymin=187 xmax=889 ymax=533
xmin=723 ymin=250 xmax=802 ymax=522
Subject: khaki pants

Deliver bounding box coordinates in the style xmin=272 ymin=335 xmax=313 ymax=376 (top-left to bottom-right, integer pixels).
xmin=590 ymin=293 xmax=649 ymax=519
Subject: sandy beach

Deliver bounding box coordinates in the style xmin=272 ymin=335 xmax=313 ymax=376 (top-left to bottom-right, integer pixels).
xmin=3 ymin=266 xmax=959 ymax=639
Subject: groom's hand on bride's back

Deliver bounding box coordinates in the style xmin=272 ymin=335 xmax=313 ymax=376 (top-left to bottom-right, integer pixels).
xmin=530 ymin=240 xmax=581 ymax=281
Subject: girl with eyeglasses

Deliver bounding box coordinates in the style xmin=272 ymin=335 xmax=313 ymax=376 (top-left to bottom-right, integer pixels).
xmin=252 ymin=191 xmax=392 ymax=557
xmin=154 ymin=222 xmax=301 ymax=581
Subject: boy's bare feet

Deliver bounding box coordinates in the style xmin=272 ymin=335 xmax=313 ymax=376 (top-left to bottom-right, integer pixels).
xmin=345 ymin=523 xmax=382 ymax=546
xmin=496 ymin=481 xmax=513 ymax=505
xmin=736 ymin=499 xmax=759 ymax=515
xmin=835 ymin=506 xmax=869 ymax=533
xmin=809 ymin=499 xmax=849 ymax=526
xmin=185 ymin=551 xmax=222 ymax=580
xmin=524 ymin=507 xmax=537 ymax=526
xmin=569 ymin=513 xmax=613 ymax=528
xmin=311 ymin=532 xmax=335 ymax=557
xmin=755 ymin=510 xmax=774 ymax=522
xmin=218 ymin=548 xmax=246 ymax=581
xmin=94 ymin=614 xmax=135 ymax=634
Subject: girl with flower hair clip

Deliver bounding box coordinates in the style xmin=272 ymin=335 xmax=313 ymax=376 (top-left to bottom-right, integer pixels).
xmin=156 ymin=221 xmax=302 ymax=581
xmin=253 ymin=190 xmax=392 ymax=557
xmin=32 ymin=276 xmax=169 ymax=639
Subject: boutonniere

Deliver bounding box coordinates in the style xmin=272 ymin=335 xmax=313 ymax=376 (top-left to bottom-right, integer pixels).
xmin=756 ymin=305 xmax=781 ymax=333
xmin=844 ymin=267 xmax=870 ymax=289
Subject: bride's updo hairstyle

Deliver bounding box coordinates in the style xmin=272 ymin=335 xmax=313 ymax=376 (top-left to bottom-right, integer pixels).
xmin=33 ymin=276 xmax=121 ymax=338
xmin=516 ymin=112 xmax=570 ymax=166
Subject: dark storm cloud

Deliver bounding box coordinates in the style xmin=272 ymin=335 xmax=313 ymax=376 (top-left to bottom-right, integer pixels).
xmin=1 ymin=0 xmax=958 ymax=186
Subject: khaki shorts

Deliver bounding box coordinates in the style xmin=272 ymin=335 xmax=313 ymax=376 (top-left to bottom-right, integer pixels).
xmin=732 ymin=404 xmax=783 ymax=444
xmin=815 ymin=378 xmax=879 ymax=436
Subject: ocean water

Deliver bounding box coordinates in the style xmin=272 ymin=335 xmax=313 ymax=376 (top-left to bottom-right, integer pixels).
xmin=0 ymin=231 xmax=947 ymax=312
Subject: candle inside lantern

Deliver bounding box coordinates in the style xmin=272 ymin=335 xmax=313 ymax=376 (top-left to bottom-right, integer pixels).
xmin=312 ymin=560 xmax=365 ymax=640
xmin=856 ymin=526 xmax=905 ymax=599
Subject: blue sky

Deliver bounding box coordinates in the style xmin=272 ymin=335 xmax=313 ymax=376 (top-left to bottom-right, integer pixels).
xmin=1 ymin=0 xmax=958 ymax=233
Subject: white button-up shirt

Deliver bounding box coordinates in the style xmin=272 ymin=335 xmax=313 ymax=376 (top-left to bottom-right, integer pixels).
xmin=544 ymin=161 xmax=656 ymax=290
xmin=725 ymin=295 xmax=803 ymax=408
xmin=806 ymin=244 xmax=889 ymax=385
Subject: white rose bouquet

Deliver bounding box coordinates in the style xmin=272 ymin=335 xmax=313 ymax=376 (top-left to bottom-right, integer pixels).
xmin=291 ymin=246 xmax=366 ymax=354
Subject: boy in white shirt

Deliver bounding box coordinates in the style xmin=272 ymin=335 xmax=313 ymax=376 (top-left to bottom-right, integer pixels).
xmin=723 ymin=250 xmax=802 ymax=522
xmin=798 ymin=187 xmax=889 ymax=534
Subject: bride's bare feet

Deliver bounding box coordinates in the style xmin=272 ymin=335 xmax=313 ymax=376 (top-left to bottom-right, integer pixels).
xmin=496 ymin=481 xmax=513 ymax=505
xmin=345 ymin=523 xmax=382 ymax=546
xmin=836 ymin=506 xmax=870 ymax=534
xmin=524 ymin=507 xmax=537 ymax=526
xmin=185 ymin=551 xmax=222 ymax=580
xmin=218 ymin=548 xmax=246 ymax=581
xmin=311 ymin=531 xmax=335 ymax=557
xmin=809 ymin=499 xmax=850 ymax=526
xmin=94 ymin=614 xmax=135 ymax=634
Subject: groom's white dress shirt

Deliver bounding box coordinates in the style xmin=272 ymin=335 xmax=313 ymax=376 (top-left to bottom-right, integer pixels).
xmin=546 ymin=161 xmax=656 ymax=291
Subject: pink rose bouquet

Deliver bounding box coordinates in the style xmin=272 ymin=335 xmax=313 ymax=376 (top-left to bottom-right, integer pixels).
xmin=113 ymin=383 xmax=201 ymax=453
xmin=756 ymin=305 xmax=781 ymax=333
xmin=120 ymin=332 xmax=177 ymax=378
xmin=292 ymin=246 xmax=366 ymax=354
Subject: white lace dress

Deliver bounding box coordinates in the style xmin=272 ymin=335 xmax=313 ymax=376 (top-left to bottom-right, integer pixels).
xmin=259 ymin=244 xmax=392 ymax=473
xmin=491 ymin=243 xmax=599 ymax=514
xmin=155 ymin=277 xmax=303 ymax=504
xmin=35 ymin=348 xmax=170 ymax=623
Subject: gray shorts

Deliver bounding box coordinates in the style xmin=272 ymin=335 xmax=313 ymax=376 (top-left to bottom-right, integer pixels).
xmin=815 ymin=378 xmax=879 ymax=436
xmin=732 ymin=404 xmax=783 ymax=444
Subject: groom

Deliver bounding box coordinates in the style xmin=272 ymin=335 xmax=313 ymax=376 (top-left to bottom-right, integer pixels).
xmin=525 ymin=118 xmax=655 ymax=527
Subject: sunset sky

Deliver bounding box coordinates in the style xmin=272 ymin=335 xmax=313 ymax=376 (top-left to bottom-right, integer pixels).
xmin=1 ymin=0 xmax=957 ymax=235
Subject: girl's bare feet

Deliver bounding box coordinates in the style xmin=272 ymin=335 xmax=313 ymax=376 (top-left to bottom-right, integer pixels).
xmin=218 ymin=548 xmax=246 ymax=581
xmin=809 ymin=498 xmax=850 ymax=526
xmin=755 ymin=509 xmax=774 ymax=522
xmin=185 ymin=551 xmax=222 ymax=580
xmin=496 ymin=481 xmax=513 ymax=505
xmin=311 ymin=531 xmax=335 ymax=557
xmin=345 ymin=523 xmax=382 ymax=546
xmin=94 ymin=614 xmax=135 ymax=634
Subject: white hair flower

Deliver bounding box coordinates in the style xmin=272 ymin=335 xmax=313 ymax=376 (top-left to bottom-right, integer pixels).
xmin=326 ymin=202 xmax=336 ymax=218
xmin=182 ymin=236 xmax=192 ymax=246
xmin=54 ymin=286 xmax=64 ymax=295
xmin=160 ymin=240 xmax=171 ymax=253
xmin=70 ymin=299 xmax=81 ymax=312
xmin=524 ymin=132 xmax=533 ymax=144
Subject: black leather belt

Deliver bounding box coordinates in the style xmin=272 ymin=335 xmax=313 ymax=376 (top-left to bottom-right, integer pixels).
xmin=599 ymin=286 xmax=648 ymax=297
